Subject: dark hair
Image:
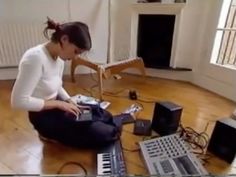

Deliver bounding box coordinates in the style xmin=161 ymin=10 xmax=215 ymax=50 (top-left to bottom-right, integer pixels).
xmin=43 ymin=17 xmax=92 ymax=50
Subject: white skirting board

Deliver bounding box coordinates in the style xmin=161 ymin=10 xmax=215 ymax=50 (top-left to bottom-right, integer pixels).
xmin=0 ymin=68 xmax=18 ymax=80
xmin=1 ymin=67 xmax=235 ymax=102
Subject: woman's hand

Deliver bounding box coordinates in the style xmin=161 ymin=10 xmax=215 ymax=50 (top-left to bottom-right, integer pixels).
xmin=44 ymin=100 xmax=80 ymax=116
xmin=57 ymin=101 xmax=81 ymax=116
xmin=66 ymin=99 xmax=91 ymax=110
xmin=66 ymin=98 xmax=77 ymax=105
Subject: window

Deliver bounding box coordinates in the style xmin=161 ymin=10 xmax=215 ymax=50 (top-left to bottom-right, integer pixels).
xmin=211 ymin=0 xmax=236 ymax=68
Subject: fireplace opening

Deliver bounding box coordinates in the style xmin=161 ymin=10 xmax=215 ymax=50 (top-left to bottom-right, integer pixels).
xmin=137 ymin=14 xmax=175 ymax=69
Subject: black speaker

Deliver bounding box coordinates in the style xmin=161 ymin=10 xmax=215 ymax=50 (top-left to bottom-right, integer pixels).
xmin=151 ymin=101 xmax=182 ymax=136
xmin=207 ymin=118 xmax=236 ymax=163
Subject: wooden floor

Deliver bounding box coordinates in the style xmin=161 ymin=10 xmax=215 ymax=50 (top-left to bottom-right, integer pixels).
xmin=0 ymin=73 xmax=236 ymax=175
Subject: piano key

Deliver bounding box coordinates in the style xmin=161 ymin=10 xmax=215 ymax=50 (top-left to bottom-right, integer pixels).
xmin=97 ymin=153 xmax=112 ymax=175
xmin=103 ymin=170 xmax=112 ymax=174
xmin=103 ymin=163 xmax=111 ymax=166
xmin=97 ymin=153 xmax=108 ymax=175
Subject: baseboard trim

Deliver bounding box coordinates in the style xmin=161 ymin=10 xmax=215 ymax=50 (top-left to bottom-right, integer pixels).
xmin=0 ymin=68 xmax=18 ymax=80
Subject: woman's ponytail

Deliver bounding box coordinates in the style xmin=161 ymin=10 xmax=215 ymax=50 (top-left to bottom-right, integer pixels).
xmin=43 ymin=17 xmax=61 ymax=40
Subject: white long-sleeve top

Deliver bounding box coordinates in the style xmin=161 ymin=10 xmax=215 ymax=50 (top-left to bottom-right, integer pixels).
xmin=11 ymin=44 xmax=70 ymax=111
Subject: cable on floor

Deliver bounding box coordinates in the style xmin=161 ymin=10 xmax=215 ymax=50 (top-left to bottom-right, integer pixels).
xmin=122 ymin=130 xmax=141 ymax=152
xmin=90 ymin=69 xmax=99 ymax=83
xmin=178 ymin=121 xmax=215 ymax=165
xmin=137 ymin=97 xmax=157 ymax=103
xmin=104 ymin=88 xmax=129 ymax=95
xmin=81 ymin=84 xmax=98 ymax=97
xmin=56 ymin=161 xmax=88 ymax=175
xmin=122 ymin=146 xmax=140 ymax=152
xmin=102 ymin=87 xmax=158 ymax=103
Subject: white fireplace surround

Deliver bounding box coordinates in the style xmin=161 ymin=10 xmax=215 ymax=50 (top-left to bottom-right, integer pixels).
xmin=130 ymin=2 xmax=186 ymax=68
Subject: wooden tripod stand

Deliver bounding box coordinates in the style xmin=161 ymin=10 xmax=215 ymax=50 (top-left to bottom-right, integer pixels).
xmin=71 ymin=57 xmax=146 ymax=100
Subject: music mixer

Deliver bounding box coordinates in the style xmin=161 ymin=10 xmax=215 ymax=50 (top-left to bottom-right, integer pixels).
xmin=97 ymin=139 xmax=126 ymax=176
xmin=139 ymin=133 xmax=208 ymax=176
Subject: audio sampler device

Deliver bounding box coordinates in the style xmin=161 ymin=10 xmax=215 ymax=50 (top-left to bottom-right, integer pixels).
xmin=139 ymin=133 xmax=208 ymax=176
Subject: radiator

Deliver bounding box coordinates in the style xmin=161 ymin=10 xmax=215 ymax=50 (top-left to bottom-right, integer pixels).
xmin=0 ymin=23 xmax=46 ymax=68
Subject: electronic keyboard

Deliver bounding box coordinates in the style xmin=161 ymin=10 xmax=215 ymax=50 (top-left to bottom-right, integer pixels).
xmin=97 ymin=139 xmax=126 ymax=176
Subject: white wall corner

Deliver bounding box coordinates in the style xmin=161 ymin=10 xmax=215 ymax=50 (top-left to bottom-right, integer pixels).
xmin=192 ymin=71 xmax=236 ymax=102
xmin=191 ymin=0 xmax=236 ymax=102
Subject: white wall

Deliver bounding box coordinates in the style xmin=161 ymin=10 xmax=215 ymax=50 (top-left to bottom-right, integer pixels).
xmin=110 ymin=0 xmax=210 ymax=68
xmin=110 ymin=0 xmax=133 ymax=61
xmin=111 ymin=0 xmax=236 ymax=102
xmin=192 ymin=0 xmax=236 ymax=101
xmin=0 ymin=0 xmax=108 ymax=78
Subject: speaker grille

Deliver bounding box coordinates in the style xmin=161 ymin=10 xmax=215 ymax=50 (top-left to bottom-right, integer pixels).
xmin=207 ymin=118 xmax=236 ymax=163
xmin=152 ymin=101 xmax=182 ymax=136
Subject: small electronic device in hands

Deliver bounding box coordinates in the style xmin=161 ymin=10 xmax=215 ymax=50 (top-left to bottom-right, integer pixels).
xmin=76 ymin=107 xmax=93 ymax=122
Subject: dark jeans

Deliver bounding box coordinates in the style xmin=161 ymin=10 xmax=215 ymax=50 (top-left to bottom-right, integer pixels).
xmin=29 ymin=108 xmax=119 ymax=148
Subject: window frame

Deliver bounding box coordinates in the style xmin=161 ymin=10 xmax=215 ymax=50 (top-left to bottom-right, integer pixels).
xmin=210 ymin=0 xmax=236 ymax=70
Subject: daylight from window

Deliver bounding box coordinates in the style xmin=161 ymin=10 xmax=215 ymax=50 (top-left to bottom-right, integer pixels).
xmin=211 ymin=0 xmax=236 ymax=69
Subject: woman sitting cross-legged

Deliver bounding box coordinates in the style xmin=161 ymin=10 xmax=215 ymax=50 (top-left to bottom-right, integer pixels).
xmin=11 ymin=18 xmax=119 ymax=148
